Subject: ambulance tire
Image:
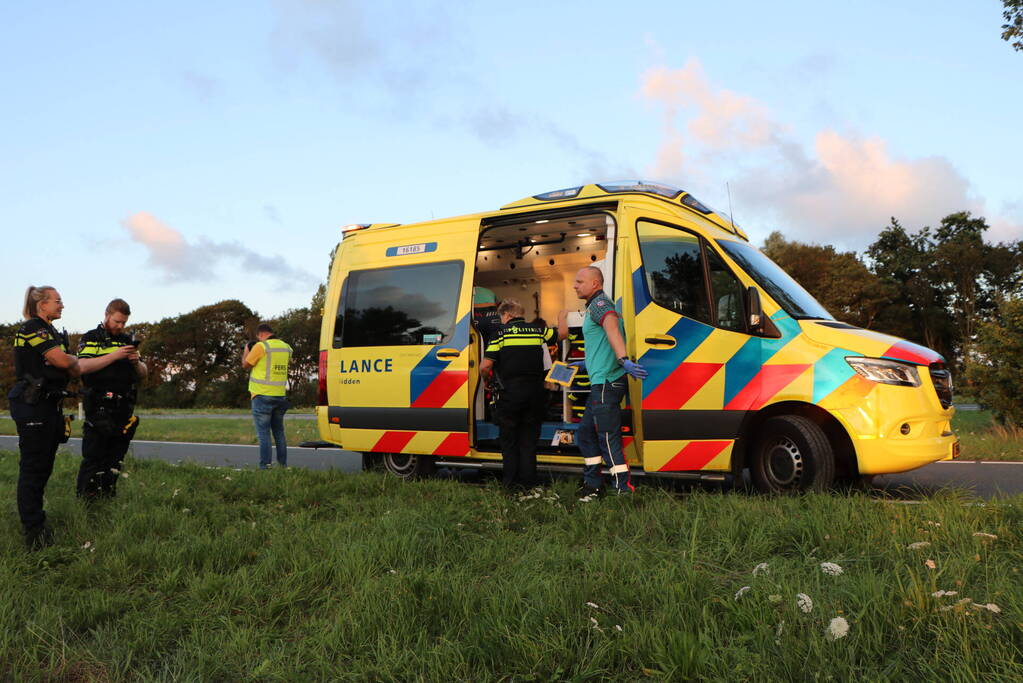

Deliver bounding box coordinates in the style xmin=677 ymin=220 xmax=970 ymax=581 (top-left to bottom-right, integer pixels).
xmin=751 ymin=415 xmax=835 ymax=494
xmin=381 ymin=452 xmax=436 ymax=480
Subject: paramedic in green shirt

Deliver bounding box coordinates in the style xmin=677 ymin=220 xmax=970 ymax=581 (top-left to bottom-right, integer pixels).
xmin=559 ymin=266 xmax=647 ymax=498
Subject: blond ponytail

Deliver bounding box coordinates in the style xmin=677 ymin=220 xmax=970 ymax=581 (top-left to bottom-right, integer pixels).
xmin=22 ymin=286 xmax=55 ymax=320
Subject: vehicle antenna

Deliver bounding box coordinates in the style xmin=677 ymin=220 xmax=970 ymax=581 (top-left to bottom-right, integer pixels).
xmin=726 ymin=182 xmax=737 ymax=234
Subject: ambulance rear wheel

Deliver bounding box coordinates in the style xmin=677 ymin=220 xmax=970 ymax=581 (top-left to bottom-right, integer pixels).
xmin=751 ymin=415 xmax=835 ymax=494
xmin=382 ymin=452 xmax=436 ymax=480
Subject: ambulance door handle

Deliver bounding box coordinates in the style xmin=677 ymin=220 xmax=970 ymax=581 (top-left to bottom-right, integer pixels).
xmin=645 ymin=336 xmax=676 ymax=348
xmin=436 ymin=348 xmax=461 ymax=358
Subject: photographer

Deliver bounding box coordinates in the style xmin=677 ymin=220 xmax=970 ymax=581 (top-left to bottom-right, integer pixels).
xmin=8 ymin=286 xmax=80 ymax=549
xmin=76 ymin=299 xmax=147 ymax=502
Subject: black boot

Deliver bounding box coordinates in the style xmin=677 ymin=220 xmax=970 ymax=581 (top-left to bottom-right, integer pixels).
xmin=24 ymin=524 xmax=54 ymax=551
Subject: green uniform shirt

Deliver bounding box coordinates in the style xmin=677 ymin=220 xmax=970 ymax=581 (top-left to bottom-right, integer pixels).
xmin=582 ymin=291 xmax=626 ymax=385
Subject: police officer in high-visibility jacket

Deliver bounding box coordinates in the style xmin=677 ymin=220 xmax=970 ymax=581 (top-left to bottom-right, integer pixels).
xmin=76 ymin=298 xmax=147 ymax=501
xmin=241 ymin=322 xmax=293 ymax=469
xmin=8 ymin=286 xmax=80 ymax=549
xmin=479 ymin=299 xmax=567 ymax=490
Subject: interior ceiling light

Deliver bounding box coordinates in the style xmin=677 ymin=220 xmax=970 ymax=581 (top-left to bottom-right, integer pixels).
xmin=576 ymin=232 xmax=591 ymax=237
xmin=535 ymin=219 xmax=549 ymax=224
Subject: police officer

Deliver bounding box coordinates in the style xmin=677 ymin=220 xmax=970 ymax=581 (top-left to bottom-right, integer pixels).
xmin=76 ymin=298 xmax=147 ymax=501
xmin=241 ymin=322 xmax=293 ymax=469
xmin=8 ymin=286 xmax=80 ymax=549
xmin=479 ymin=299 xmax=567 ymax=490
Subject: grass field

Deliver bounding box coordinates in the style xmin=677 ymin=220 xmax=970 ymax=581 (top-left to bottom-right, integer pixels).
xmin=0 ymin=453 xmax=1021 ymax=680
xmin=3 ymin=407 xmax=1022 ymax=461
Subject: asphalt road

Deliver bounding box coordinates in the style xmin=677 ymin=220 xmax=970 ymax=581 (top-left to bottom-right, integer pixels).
xmin=1 ymin=435 xmax=1020 ymax=498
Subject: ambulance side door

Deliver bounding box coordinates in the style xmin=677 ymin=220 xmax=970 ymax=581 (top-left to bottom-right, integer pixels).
xmin=327 ymin=221 xmax=477 ymax=458
xmin=628 ymin=217 xmax=755 ymax=474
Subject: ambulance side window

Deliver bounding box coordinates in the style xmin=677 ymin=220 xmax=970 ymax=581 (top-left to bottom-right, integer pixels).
xmin=637 ymin=221 xmax=711 ymax=324
xmin=705 ymin=247 xmax=746 ymax=332
xmin=337 ymin=261 xmax=463 ymax=347
xmin=332 ymin=278 xmax=348 ymax=348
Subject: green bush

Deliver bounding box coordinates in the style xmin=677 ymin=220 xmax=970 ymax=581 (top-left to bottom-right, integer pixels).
xmin=967 ymin=297 xmax=1023 ymax=426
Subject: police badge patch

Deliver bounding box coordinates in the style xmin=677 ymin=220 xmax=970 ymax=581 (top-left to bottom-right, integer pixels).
xmin=37 ymin=330 xmax=50 ymax=340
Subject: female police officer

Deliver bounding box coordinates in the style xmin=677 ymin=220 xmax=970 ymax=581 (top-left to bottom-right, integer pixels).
xmin=8 ymin=286 xmax=80 ymax=549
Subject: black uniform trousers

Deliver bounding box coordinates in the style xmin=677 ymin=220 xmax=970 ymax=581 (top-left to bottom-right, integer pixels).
xmin=78 ymin=403 xmax=134 ymax=498
xmin=495 ymin=377 xmax=546 ymax=489
xmin=13 ymin=401 xmax=63 ymax=533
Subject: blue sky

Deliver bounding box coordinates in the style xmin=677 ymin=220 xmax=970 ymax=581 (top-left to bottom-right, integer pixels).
xmin=2 ymin=1 xmax=1020 ymax=332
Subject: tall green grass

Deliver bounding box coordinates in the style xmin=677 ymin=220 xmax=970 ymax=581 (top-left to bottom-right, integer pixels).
xmin=1 ymin=452 xmax=1020 ymax=680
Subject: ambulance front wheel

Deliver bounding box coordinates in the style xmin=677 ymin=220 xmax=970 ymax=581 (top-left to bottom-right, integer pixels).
xmin=381 ymin=452 xmax=436 ymax=480
xmin=751 ymin=415 xmax=835 ymax=493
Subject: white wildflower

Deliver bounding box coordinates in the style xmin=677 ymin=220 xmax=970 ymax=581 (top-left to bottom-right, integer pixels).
xmin=172 ymin=489 xmax=180 ymax=498
xmin=120 ymin=472 xmax=129 ymax=478
xmin=820 ymin=562 xmax=844 ymax=576
xmin=972 ymin=602 xmax=1001 ymax=613
xmin=224 ymin=476 xmax=233 ymax=481
xmin=752 ymin=562 xmax=769 ymax=576
xmin=110 ymin=468 xmax=120 ymax=474
xmin=826 ymin=616 xmax=849 ymax=641
xmin=907 ymin=541 xmax=930 ymax=550
xmin=182 ymin=508 xmax=191 ymax=513
xmin=931 ymin=590 xmax=958 ymax=598
xmin=614 ymin=624 xmax=622 ymax=632
xmin=768 ymin=594 xmax=782 ymax=603
xmin=586 ymin=602 xmax=600 ymax=609
xmin=387 ymin=569 xmax=397 ymax=575
xmin=796 ymin=593 xmax=814 ymax=613
xmin=972 ymin=532 xmax=998 ymax=540
xmin=926 ymin=521 xmax=942 ymax=527
xmin=81 ymin=541 xmax=92 ymax=550
xmin=589 ymin=616 xmax=602 ymax=632
xmin=734 ymin=586 xmax=751 ymax=601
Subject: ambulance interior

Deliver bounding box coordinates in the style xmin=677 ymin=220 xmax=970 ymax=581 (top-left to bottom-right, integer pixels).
xmin=471 ymin=210 xmax=623 ymax=455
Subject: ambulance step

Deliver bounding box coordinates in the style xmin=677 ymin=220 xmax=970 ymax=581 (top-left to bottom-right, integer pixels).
xmin=433 ymin=460 xmax=728 ymax=481
xmin=298 ymin=440 xmax=343 ymax=449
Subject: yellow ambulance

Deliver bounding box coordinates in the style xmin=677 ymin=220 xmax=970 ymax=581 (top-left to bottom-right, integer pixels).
xmin=316 ymin=181 xmax=957 ymax=492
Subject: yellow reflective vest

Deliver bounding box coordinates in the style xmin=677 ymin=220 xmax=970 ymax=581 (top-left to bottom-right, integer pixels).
xmin=248 ymin=338 xmax=293 ymax=397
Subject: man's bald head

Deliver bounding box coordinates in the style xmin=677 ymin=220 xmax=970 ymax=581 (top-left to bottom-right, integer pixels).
xmin=573 ymin=266 xmax=605 ymax=300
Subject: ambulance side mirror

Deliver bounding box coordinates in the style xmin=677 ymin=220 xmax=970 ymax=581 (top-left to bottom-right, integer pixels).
xmin=745 ymin=286 xmax=763 ymax=334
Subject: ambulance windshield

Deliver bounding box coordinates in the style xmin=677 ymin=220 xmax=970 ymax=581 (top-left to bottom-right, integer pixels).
xmin=717 ymin=240 xmax=833 ymax=321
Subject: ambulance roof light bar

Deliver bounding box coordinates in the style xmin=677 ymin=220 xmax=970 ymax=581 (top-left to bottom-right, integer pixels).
xmin=340 ymin=223 xmax=371 ymax=234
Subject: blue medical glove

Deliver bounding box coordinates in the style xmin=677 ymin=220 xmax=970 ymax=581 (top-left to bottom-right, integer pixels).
xmin=568 ymin=360 xmax=586 ymax=373
xmin=622 ymin=359 xmax=648 ymax=379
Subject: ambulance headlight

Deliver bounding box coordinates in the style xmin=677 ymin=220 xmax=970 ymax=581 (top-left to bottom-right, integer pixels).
xmin=846 ymin=357 xmax=921 ymax=387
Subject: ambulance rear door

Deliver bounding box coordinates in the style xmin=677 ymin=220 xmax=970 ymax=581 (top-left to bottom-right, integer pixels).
xmin=326 ymin=219 xmax=478 ymax=459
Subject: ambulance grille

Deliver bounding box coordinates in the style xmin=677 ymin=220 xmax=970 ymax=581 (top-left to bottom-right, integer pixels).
xmin=929 ymin=364 xmax=952 ymax=409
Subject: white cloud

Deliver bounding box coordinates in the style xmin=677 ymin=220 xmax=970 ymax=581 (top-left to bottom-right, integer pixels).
xmin=122 ymin=211 xmax=318 ymax=288
xmin=640 ymin=58 xmax=1022 ymax=246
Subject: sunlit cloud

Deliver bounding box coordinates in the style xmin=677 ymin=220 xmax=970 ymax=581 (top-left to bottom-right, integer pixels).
xmin=122 ymin=211 xmax=318 ymax=288
xmin=640 ymin=57 xmax=1022 ymax=246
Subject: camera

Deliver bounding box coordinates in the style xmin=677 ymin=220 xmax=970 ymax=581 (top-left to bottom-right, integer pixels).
xmin=127 ymin=335 xmax=143 ymax=349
